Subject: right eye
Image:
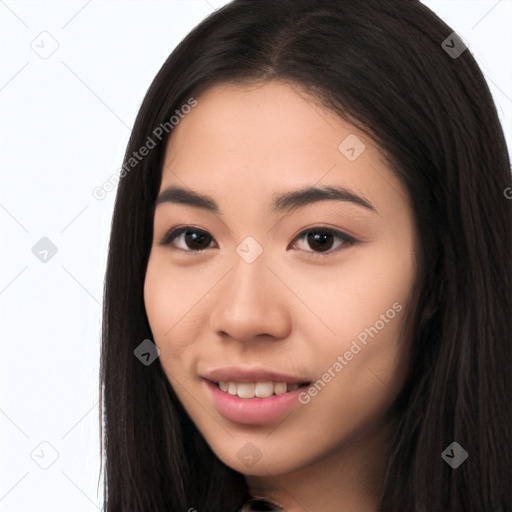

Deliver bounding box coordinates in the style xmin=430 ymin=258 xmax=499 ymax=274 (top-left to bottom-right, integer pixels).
xmin=160 ymin=226 xmax=217 ymax=252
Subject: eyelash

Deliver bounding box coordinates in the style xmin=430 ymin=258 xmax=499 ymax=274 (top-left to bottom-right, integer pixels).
xmin=160 ymin=226 xmax=356 ymax=257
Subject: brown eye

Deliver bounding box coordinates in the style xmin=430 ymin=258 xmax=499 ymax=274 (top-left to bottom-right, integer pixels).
xmin=162 ymin=227 xmax=215 ymax=251
xmin=292 ymin=228 xmax=355 ymax=256
xmin=161 ymin=226 xmax=356 ymax=256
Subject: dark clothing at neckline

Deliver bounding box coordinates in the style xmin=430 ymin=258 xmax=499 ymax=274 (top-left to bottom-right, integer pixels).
xmin=234 ymin=496 xmax=286 ymax=511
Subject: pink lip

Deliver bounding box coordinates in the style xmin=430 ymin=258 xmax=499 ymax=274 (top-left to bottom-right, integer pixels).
xmin=204 ymin=380 xmax=308 ymax=425
xmin=200 ymin=365 xmax=309 ymax=384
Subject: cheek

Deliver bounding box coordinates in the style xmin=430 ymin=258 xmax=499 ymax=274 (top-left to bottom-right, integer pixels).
xmin=285 ymin=239 xmax=415 ymax=347
xmin=144 ymin=259 xmax=190 ymax=370
xmin=289 ymin=238 xmax=414 ymax=414
xmin=305 ymin=300 xmax=409 ymax=411
xmin=144 ymin=262 xmax=207 ymax=421
xmin=144 ymin=256 xmax=203 ymax=339
xmin=143 ymin=256 xmax=213 ymax=374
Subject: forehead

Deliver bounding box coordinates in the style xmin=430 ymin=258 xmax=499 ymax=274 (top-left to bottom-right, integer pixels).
xmin=164 ymin=80 xmax=350 ymax=165
xmin=160 ymin=80 xmax=408 ymax=216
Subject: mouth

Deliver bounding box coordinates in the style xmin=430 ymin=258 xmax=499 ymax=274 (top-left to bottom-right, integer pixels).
xmin=200 ymin=365 xmax=312 ymax=424
xmin=204 ymin=378 xmax=312 ymax=425
xmin=215 ymin=380 xmax=310 ymax=399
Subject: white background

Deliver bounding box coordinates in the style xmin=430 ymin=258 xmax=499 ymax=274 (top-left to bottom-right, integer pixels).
xmin=1 ymin=1 xmax=510 ymax=510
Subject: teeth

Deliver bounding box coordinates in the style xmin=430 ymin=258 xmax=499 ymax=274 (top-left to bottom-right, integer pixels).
xmin=255 ymin=381 xmax=273 ymax=398
xmin=274 ymin=382 xmax=287 ymax=395
xmin=217 ymin=380 xmax=304 ymax=399
xmin=237 ymin=382 xmax=255 ymax=399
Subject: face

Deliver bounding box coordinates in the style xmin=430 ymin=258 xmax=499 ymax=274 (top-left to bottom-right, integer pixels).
xmin=144 ymin=80 xmax=417 ymax=478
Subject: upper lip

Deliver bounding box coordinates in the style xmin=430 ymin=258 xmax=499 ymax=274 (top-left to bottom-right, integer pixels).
xmin=201 ymin=365 xmax=310 ymax=384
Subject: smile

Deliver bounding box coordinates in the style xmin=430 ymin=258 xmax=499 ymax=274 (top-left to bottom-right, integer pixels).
xmin=205 ymin=379 xmax=311 ymax=425
xmin=217 ymin=380 xmax=306 ymax=399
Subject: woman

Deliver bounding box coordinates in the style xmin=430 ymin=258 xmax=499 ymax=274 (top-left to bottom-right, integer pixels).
xmin=99 ymin=1 xmax=512 ymax=510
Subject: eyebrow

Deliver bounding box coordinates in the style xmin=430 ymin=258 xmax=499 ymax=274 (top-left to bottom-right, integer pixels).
xmin=155 ymin=184 xmax=378 ymax=215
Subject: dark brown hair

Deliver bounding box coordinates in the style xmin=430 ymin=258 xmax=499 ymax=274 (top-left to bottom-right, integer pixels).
xmin=100 ymin=1 xmax=512 ymax=510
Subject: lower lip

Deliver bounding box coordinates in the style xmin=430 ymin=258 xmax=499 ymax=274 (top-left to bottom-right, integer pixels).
xmin=204 ymin=380 xmax=308 ymax=425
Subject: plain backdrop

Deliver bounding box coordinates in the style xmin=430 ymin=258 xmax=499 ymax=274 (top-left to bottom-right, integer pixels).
xmin=1 ymin=1 xmax=511 ymax=510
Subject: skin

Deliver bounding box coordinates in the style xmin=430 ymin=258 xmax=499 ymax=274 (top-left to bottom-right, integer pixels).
xmin=144 ymin=80 xmax=418 ymax=511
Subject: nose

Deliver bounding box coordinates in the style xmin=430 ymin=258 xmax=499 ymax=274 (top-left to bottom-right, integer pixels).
xmin=209 ymin=255 xmax=292 ymax=343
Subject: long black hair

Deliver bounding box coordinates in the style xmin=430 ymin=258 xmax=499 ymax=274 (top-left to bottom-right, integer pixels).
xmin=99 ymin=1 xmax=512 ymax=510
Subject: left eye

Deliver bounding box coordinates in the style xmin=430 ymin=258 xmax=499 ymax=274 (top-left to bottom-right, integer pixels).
xmin=291 ymin=228 xmax=355 ymax=256
xmin=161 ymin=226 xmax=355 ymax=255
xmin=161 ymin=226 xmax=215 ymax=251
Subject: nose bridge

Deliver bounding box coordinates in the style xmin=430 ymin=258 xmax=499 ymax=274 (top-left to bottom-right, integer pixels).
xmin=226 ymin=233 xmax=270 ymax=303
xmin=209 ymin=243 xmax=291 ymax=341
xmin=225 ymin=246 xmax=273 ymax=317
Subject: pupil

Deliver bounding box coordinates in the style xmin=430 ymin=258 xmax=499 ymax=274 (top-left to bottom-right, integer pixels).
xmin=307 ymin=231 xmax=333 ymax=252
xmin=185 ymin=230 xmax=210 ymax=249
